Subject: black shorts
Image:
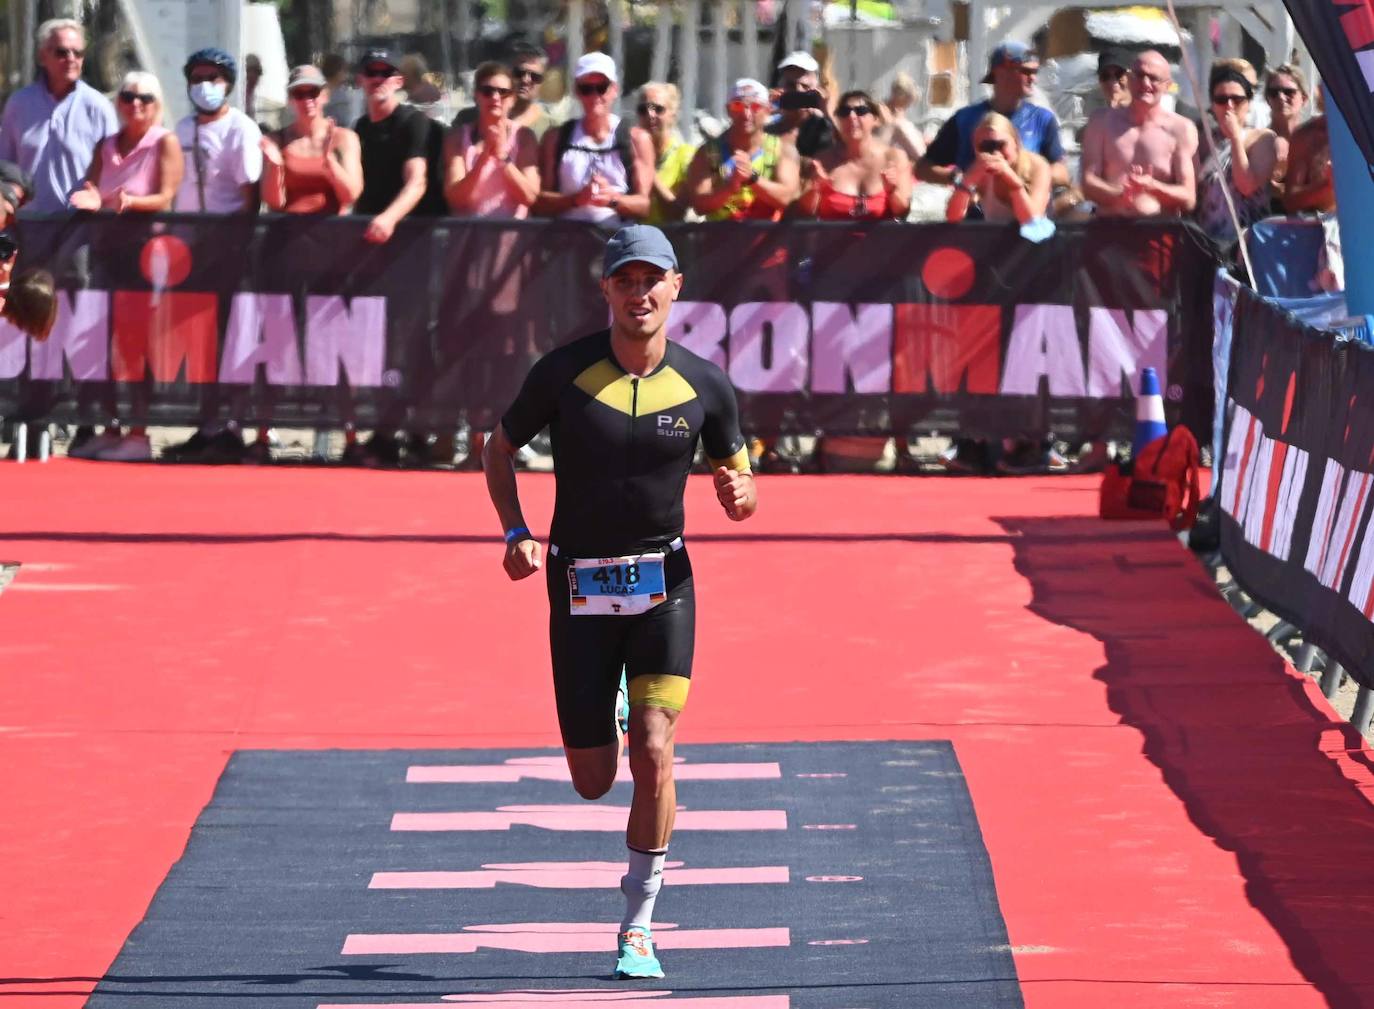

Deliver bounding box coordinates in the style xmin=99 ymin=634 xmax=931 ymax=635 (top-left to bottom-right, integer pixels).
xmin=545 ymin=546 xmax=695 ymax=749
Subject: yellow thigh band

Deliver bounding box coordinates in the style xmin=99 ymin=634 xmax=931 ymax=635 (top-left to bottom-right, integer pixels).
xmin=628 ymin=673 xmax=691 ymax=712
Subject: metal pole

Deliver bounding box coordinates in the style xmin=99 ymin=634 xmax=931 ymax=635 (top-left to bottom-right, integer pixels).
xmin=711 ymin=0 xmax=727 ymax=114
xmin=680 ymin=0 xmax=700 ymax=128
xmin=651 ymin=1 xmax=672 ymax=85
xmin=609 ymin=0 xmax=626 ymax=85
xmin=567 ymin=0 xmax=586 ymax=84
xmin=741 ymin=0 xmax=758 ymax=80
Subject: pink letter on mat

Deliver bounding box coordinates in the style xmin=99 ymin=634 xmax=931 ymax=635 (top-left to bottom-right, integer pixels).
xmin=407 ymin=760 xmax=781 ymax=783
xmin=391 ymin=806 xmax=786 ymax=832
xmin=370 ymin=862 xmax=789 ymax=889
xmin=317 ymin=995 xmax=788 ymax=1008
xmin=341 ymin=923 xmax=789 ymax=956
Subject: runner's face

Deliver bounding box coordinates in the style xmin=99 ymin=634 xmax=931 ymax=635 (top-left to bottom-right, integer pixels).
xmin=602 ymin=263 xmax=682 ymax=341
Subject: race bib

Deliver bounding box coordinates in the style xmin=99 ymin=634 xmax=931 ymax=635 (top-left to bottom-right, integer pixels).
xmin=567 ymin=554 xmax=667 ymax=616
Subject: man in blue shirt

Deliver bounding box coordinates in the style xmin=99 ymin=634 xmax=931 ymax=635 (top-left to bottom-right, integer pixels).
xmin=0 ymin=18 xmax=116 ymax=214
xmin=918 ymin=41 xmax=1068 ymax=193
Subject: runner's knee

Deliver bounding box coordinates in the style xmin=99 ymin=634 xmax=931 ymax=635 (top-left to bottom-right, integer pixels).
xmin=570 ymin=767 xmax=616 ymax=800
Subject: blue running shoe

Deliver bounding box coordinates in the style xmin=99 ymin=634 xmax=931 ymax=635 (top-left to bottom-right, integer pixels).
xmin=614 ymin=926 xmax=664 ymax=979
xmin=616 ymin=667 xmax=630 ymax=739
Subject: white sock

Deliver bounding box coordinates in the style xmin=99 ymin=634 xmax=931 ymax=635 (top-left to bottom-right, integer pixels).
xmin=619 ymin=845 xmax=667 ymax=933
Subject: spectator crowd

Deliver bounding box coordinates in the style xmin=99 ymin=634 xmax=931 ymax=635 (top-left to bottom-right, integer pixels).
xmin=0 ymin=16 xmax=1342 ymax=471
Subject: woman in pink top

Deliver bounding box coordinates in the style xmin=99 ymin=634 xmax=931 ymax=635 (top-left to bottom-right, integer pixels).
xmin=69 ymin=70 xmax=184 ymax=463
xmin=444 ymin=61 xmax=539 ymax=217
xmin=70 ymin=71 xmax=182 ymax=213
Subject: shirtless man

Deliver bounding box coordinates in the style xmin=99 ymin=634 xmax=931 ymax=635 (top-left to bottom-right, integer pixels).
xmin=1283 ymin=85 xmax=1334 ymax=214
xmin=1079 ymin=50 xmax=1197 ymax=217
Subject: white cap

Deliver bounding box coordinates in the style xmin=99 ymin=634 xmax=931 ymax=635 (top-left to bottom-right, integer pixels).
xmin=777 ymin=50 xmax=819 ymax=74
xmin=574 ymin=51 xmax=618 ymax=83
xmin=729 ymin=78 xmax=769 ymax=105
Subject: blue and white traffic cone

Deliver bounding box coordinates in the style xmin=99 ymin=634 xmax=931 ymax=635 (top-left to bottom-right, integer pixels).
xmin=1132 ymin=366 xmax=1168 ymax=458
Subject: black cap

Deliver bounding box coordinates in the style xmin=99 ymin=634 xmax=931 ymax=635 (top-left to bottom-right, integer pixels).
xmin=1098 ymin=48 xmax=1133 ymax=75
xmin=359 ymin=48 xmax=399 ymax=74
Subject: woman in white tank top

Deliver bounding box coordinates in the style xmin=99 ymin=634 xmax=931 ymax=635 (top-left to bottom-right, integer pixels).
xmin=534 ymin=52 xmax=654 ymax=226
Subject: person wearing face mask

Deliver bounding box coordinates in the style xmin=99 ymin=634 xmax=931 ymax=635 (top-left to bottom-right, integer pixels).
xmin=165 ymin=49 xmax=264 ymax=463
xmin=173 ymin=48 xmax=263 ymax=214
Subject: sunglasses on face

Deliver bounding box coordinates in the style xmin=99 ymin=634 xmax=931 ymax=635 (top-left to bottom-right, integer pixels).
xmin=576 ymin=81 xmax=611 ymax=96
xmin=638 ymin=102 xmax=666 ymax=116
xmin=1212 ymin=93 xmax=1247 ymax=106
xmin=514 ymin=68 xmax=544 ymax=83
xmin=977 ymin=138 xmax=1006 ymax=153
xmin=290 ymin=87 xmax=322 ymax=100
xmin=1098 ymin=69 xmax=1126 ymax=82
xmin=363 ymin=67 xmax=395 ymax=79
xmin=836 ymin=104 xmax=873 ymax=118
xmin=0 ymin=232 xmax=17 ymax=262
xmin=1266 ymin=86 xmax=1299 ymax=99
xmin=477 ymin=84 xmax=513 ymax=99
xmin=118 ymin=91 xmax=156 ymax=106
xmin=51 ymin=46 xmax=84 ymax=60
xmin=727 ymin=99 xmax=767 ymax=114
xmin=1017 ymin=67 xmax=1039 ymax=78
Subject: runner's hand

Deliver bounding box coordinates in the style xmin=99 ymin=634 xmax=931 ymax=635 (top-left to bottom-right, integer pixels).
xmin=714 ymin=466 xmax=752 ymax=521
xmin=504 ymin=537 xmax=543 ymax=580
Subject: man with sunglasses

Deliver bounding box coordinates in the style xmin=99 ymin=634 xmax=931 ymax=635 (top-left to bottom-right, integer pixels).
xmin=918 ymin=41 xmax=1067 ymax=196
xmin=0 ymin=18 xmax=116 ymax=215
xmin=454 ymin=43 xmax=555 ymax=141
xmin=1080 ymin=50 xmax=1197 ymax=218
xmin=354 ymin=48 xmax=445 ymax=245
xmin=686 ymin=78 xmax=799 ymax=221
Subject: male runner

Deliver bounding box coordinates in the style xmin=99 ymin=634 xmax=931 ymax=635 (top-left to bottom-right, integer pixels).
xmin=483 ymin=224 xmax=757 ymax=979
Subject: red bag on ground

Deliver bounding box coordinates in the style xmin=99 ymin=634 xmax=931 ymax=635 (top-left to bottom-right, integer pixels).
xmin=1098 ymin=427 xmax=1201 ymax=530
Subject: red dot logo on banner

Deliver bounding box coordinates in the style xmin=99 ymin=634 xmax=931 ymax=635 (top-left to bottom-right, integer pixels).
xmin=140 ymin=235 xmax=192 ymax=290
xmin=921 ymin=247 xmax=975 ymax=300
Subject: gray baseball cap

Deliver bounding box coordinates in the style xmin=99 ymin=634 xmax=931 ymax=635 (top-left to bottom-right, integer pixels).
xmin=603 ymin=225 xmax=678 ymax=277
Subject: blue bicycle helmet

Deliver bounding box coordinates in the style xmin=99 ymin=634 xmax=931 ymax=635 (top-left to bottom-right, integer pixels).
xmin=183 ymin=47 xmax=237 ymax=86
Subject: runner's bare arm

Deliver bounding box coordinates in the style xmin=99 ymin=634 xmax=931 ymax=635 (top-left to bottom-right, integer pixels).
xmin=482 ymin=425 xmax=543 ymax=580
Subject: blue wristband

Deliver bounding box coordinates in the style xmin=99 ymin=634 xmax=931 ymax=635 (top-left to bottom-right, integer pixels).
xmin=503 ymin=526 xmax=530 ymax=544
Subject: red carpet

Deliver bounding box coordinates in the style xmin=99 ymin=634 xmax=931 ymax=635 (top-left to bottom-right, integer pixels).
xmin=4 ymin=462 xmax=1374 ymax=1007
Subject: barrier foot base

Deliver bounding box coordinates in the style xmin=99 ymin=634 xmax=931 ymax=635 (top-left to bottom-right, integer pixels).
xmin=1266 ymin=620 xmax=1300 ymax=646
xmin=1321 ymin=662 xmax=1347 ymax=700
xmin=1353 ymin=685 xmax=1374 ymax=735
xmin=1292 ymin=643 xmax=1323 ymax=674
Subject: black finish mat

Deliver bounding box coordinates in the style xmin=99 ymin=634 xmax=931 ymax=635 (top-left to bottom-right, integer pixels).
xmin=88 ymin=741 xmax=1023 ymax=1008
